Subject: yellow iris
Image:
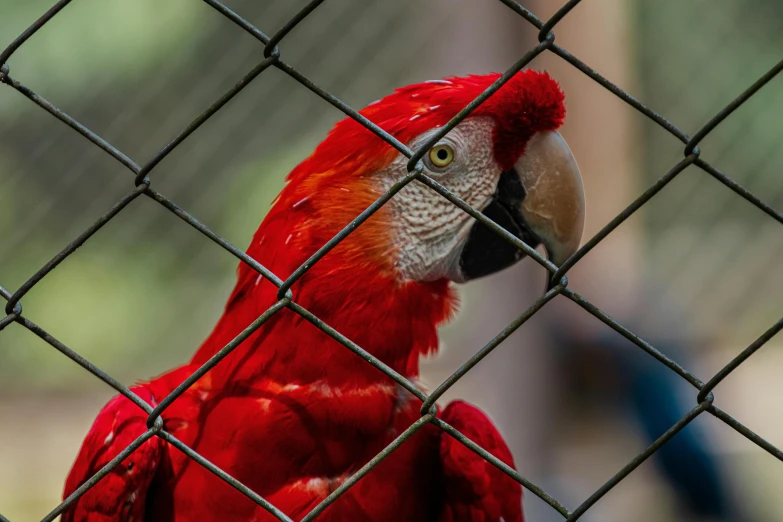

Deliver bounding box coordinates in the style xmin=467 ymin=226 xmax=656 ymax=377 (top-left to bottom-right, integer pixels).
xmin=429 ymin=144 xmax=454 ymax=168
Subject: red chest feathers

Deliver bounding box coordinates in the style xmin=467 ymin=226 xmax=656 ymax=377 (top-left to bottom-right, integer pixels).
xmin=147 ymin=378 xmax=443 ymax=522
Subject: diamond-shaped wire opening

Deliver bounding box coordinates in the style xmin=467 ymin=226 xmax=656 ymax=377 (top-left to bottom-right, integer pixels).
xmin=0 ymin=0 xmax=781 ymax=520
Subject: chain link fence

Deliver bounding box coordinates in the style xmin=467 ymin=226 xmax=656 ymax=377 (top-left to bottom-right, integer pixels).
xmin=1 ymin=0 xmax=781 ymax=520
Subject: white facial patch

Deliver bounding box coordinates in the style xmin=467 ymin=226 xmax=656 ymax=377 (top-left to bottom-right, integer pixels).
xmin=378 ymin=118 xmax=501 ymax=282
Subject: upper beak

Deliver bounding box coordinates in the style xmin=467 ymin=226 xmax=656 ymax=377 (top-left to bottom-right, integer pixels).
xmin=514 ymin=130 xmax=585 ymax=281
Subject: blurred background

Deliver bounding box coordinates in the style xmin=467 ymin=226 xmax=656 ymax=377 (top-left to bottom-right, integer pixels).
xmin=1 ymin=0 xmax=781 ymax=520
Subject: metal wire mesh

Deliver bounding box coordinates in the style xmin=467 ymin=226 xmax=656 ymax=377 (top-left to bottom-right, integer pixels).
xmin=1 ymin=0 xmax=781 ymax=520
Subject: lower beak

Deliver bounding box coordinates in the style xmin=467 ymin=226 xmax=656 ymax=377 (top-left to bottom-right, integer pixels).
xmin=458 ymin=131 xmax=585 ymax=285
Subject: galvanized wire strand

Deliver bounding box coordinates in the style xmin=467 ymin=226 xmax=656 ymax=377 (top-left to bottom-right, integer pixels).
xmin=1 ymin=0 xmax=782 ymax=520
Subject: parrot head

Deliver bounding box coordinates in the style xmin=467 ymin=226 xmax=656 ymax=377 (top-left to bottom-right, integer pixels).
xmin=274 ymin=69 xmax=585 ymax=288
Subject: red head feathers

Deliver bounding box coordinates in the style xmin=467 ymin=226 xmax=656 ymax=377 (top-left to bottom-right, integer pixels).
xmin=288 ymin=69 xmax=566 ymax=186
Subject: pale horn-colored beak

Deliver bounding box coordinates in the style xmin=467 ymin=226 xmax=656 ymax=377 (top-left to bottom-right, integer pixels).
xmin=515 ymin=130 xmax=586 ymax=279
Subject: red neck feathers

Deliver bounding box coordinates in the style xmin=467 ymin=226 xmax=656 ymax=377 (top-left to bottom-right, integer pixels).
xmin=190 ymin=70 xmax=564 ymax=388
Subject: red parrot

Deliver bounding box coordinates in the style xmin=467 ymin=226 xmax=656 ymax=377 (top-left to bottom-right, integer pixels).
xmin=62 ymin=70 xmax=585 ymax=522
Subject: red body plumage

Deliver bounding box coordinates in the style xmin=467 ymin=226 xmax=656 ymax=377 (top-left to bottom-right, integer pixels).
xmin=62 ymin=70 xmax=567 ymax=521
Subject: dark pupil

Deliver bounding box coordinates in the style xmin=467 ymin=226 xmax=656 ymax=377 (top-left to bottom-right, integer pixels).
xmin=436 ymin=149 xmax=449 ymax=161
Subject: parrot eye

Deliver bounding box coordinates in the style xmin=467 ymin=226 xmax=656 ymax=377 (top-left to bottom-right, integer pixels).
xmin=428 ymin=144 xmax=454 ymax=168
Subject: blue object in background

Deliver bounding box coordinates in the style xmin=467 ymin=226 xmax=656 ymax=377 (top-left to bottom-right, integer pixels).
xmin=550 ymin=327 xmax=749 ymax=521
xmin=628 ymin=339 xmax=730 ymax=519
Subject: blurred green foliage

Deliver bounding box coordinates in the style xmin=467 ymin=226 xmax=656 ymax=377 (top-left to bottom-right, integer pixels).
xmin=1 ymin=0 xmax=204 ymax=117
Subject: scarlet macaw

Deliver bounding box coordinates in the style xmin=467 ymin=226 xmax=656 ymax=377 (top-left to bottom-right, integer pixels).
xmin=63 ymin=70 xmax=585 ymax=522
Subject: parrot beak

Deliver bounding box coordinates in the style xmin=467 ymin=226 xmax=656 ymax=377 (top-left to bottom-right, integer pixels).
xmin=515 ymin=130 xmax=585 ymax=288
xmin=457 ymin=131 xmax=585 ymax=284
